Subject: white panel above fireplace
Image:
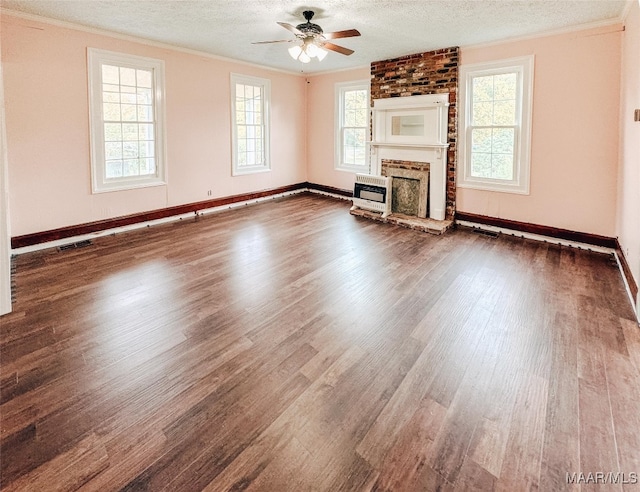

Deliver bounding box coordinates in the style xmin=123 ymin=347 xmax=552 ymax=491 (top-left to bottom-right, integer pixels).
xmin=372 ymin=93 xmax=449 ymax=146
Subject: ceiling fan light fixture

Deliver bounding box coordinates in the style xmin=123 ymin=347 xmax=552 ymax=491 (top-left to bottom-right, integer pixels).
xmin=289 ymin=39 xmax=321 ymax=63
xmin=288 ymin=45 xmax=303 ymax=60
xmin=305 ymin=41 xmax=319 ymax=57
xmin=298 ymin=51 xmax=311 ymax=63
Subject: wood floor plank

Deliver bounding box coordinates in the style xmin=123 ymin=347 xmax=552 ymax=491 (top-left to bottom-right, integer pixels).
xmin=620 ymin=317 xmax=640 ymax=373
xmin=496 ymin=373 xmax=549 ymax=492
xmin=2 ymin=433 xmax=109 ymax=492
xmin=356 ymin=267 xmax=497 ymax=470
xmin=539 ymin=312 xmax=580 ymax=491
xmin=241 ymin=436 xmax=314 ymax=492
xmin=0 ymin=371 xmax=18 ymax=405
xmin=578 ymin=379 xmax=622 ymax=491
xmin=205 ymin=341 xmax=372 ymax=491
xmin=454 ymin=457 xmax=498 ymax=492
xmin=130 ymin=339 xmax=317 ymax=491
xmin=425 ymin=304 xmax=505 ymax=484
xmin=80 ymin=430 xmax=167 ymax=492
xmin=370 ymin=397 xmax=449 ymax=491
xmin=1 ymin=193 xmax=638 ymax=491
xmin=578 ymin=339 xmax=622 ymax=492
xmin=604 ymin=349 xmax=640 ymax=491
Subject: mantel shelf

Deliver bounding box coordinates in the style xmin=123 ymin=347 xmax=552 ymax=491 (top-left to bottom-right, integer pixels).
xmin=369 ymin=142 xmax=450 ymax=149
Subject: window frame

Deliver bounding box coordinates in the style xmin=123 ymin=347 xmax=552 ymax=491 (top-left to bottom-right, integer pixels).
xmin=458 ymin=55 xmax=534 ymax=194
xmin=87 ymin=48 xmax=167 ymax=194
xmin=230 ymin=73 xmax=271 ymax=176
xmin=335 ymin=80 xmax=370 ymax=173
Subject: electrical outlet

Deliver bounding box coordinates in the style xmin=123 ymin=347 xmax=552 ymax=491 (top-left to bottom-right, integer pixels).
xmin=635 ymin=109 xmax=640 ymax=122
xmin=207 ymin=190 xmax=212 ymax=196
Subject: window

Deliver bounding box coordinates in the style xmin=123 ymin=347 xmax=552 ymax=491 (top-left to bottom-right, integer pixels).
xmin=231 ymin=74 xmax=270 ymax=175
xmin=88 ymin=48 xmax=166 ymax=193
xmin=458 ymin=56 xmax=534 ymax=194
xmin=335 ymin=81 xmax=370 ymax=173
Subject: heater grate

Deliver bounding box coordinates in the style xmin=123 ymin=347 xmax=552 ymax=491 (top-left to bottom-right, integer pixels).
xmin=58 ymin=239 xmax=93 ymax=251
xmin=355 ymin=174 xmax=388 ymax=187
xmin=10 ymin=255 xmax=17 ymax=304
xmin=473 ymin=228 xmax=499 ymax=238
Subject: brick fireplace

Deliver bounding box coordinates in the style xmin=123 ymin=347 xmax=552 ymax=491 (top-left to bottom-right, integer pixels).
xmin=370 ymin=47 xmax=458 ymax=220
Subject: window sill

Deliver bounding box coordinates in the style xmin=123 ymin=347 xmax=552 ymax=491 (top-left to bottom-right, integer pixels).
xmin=335 ymin=165 xmax=370 ymax=174
xmin=232 ymin=167 xmax=271 ymax=176
xmin=457 ymin=180 xmax=530 ymax=195
xmin=92 ymin=179 xmax=167 ymax=194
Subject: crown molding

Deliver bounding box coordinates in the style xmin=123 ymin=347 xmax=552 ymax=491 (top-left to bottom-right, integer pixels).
xmin=304 ymin=64 xmax=370 ymax=77
xmin=620 ymin=0 xmax=637 ymax=22
xmin=0 ymin=7 xmax=306 ymax=77
xmin=460 ymin=17 xmax=624 ymax=51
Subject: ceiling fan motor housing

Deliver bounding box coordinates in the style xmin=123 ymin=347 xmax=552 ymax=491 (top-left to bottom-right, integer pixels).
xmin=297 ymin=10 xmax=323 ymax=37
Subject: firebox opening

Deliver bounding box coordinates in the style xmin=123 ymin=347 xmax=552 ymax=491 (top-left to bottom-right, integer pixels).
xmin=391 ymin=177 xmax=421 ymax=216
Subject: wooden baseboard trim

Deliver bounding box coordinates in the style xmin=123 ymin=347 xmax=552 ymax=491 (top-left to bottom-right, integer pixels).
xmin=11 ymin=183 xmax=308 ymax=249
xmin=455 ymin=212 xmax=617 ymax=249
xmin=615 ymin=239 xmax=638 ymax=304
xmin=306 ymin=182 xmax=353 ymax=197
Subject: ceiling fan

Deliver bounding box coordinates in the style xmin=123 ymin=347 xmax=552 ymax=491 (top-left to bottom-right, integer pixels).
xmin=253 ymin=10 xmax=361 ymax=63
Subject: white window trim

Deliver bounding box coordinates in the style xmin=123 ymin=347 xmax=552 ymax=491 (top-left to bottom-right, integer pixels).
xmin=0 ymin=63 xmax=11 ymax=315
xmin=230 ymin=73 xmax=271 ymax=176
xmin=87 ymin=48 xmax=167 ymax=193
xmin=458 ymin=55 xmax=534 ymax=194
xmin=335 ymin=80 xmax=370 ymax=173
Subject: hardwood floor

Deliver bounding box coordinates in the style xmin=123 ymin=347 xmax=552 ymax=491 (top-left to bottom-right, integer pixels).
xmin=2 ymin=192 xmax=639 ymax=491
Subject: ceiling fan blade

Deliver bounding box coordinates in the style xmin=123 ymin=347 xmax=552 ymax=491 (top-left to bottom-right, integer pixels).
xmin=323 ymin=29 xmax=361 ymax=40
xmin=252 ymin=39 xmax=293 ymax=44
xmin=277 ymin=22 xmax=301 ymax=35
xmin=322 ymin=42 xmax=354 ymax=56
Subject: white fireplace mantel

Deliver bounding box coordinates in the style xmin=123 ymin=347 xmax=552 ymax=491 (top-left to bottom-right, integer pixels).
xmin=369 ymin=93 xmax=450 ymax=221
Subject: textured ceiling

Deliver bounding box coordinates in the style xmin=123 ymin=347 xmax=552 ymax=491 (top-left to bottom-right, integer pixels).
xmin=0 ymin=0 xmax=629 ymax=74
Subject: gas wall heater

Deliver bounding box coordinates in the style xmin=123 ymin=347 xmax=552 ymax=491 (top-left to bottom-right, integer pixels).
xmin=351 ymin=174 xmax=391 ymax=218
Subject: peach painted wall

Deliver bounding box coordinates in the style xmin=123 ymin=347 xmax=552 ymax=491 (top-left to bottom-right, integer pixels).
xmin=306 ymin=67 xmax=370 ymax=191
xmin=457 ymin=25 xmax=622 ymax=237
xmin=616 ymin=2 xmax=640 ymax=291
xmin=1 ymin=13 xmax=306 ymax=237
